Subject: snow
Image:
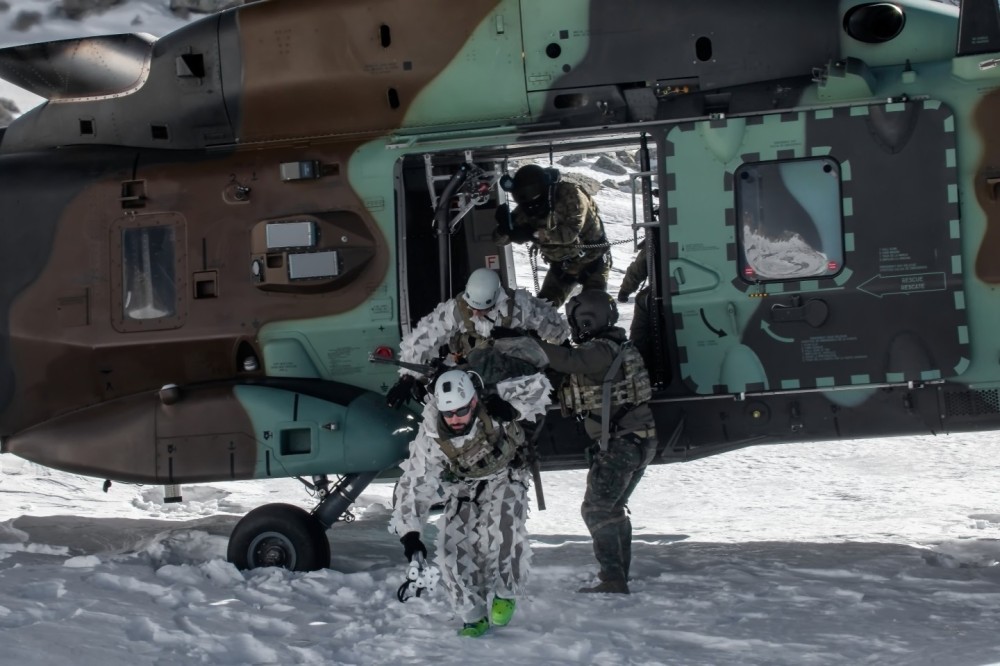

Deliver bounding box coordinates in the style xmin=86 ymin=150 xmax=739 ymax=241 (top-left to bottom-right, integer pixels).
xmin=4 ymin=437 xmax=1000 ymax=665
xmin=2 ymin=4 xmax=1000 ymax=665
xmin=742 ymin=224 xmax=831 ymax=280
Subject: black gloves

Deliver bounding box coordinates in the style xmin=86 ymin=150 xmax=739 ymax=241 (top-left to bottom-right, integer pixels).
xmin=387 ymin=375 xmax=427 ymax=409
xmin=386 ymin=375 xmax=414 ymax=408
xmin=507 ymin=224 xmax=536 ymax=243
xmin=617 ymin=290 xmax=630 ymax=303
xmin=494 ymin=203 xmax=510 ymax=226
xmin=411 ymin=380 xmax=428 ymax=403
xmin=494 ymin=204 xmax=534 ymax=243
xmin=400 ymin=531 xmax=427 ymax=562
xmin=490 ymin=326 xmax=523 ymax=340
xmin=484 ymin=394 xmax=519 ymax=421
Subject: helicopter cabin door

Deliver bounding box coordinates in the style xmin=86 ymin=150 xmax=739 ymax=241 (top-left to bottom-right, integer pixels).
xmin=663 ymin=100 xmax=967 ymax=400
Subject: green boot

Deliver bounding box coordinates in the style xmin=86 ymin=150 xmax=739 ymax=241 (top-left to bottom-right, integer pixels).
xmin=490 ymin=596 xmax=516 ymax=627
xmin=458 ymin=617 xmax=490 ymax=638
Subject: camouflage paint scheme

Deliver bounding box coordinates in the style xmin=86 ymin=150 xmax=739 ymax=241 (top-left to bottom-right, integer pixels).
xmin=0 ymin=0 xmax=995 ymax=487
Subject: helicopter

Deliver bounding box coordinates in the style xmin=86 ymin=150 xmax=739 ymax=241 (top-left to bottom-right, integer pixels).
xmin=0 ymin=0 xmax=993 ymax=571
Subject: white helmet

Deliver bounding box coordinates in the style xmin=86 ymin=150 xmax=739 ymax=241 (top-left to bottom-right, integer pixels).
xmin=434 ymin=369 xmax=477 ymax=413
xmin=463 ymin=268 xmax=502 ymax=311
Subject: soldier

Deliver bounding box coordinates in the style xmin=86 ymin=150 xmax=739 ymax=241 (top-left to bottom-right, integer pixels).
xmin=493 ymin=164 xmax=610 ymax=306
xmin=386 ymin=267 xmax=569 ymax=408
xmin=389 ymin=368 xmax=552 ymax=637
xmin=504 ymin=290 xmax=657 ymax=594
xmin=616 ymin=239 xmax=654 ymax=371
xmin=617 ymin=239 xmax=648 ymax=304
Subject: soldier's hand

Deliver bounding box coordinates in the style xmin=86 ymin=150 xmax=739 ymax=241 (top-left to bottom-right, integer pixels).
xmin=386 ymin=375 xmax=417 ymax=409
xmin=410 ymin=379 xmax=428 ymax=404
xmin=494 ymin=203 xmax=510 ymax=226
xmin=400 ymin=531 xmax=427 ymax=562
xmin=484 ymin=394 xmax=519 ymax=421
xmin=617 ymin=290 xmax=630 ymax=303
xmin=490 ymin=326 xmax=523 ymax=340
xmin=507 ymin=224 xmax=536 ymax=243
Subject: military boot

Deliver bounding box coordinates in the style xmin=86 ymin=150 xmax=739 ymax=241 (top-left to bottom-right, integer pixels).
xmin=490 ymin=596 xmax=516 ymax=626
xmin=577 ymin=569 xmax=629 ymax=594
xmin=578 ymin=576 xmax=630 ymax=594
xmin=458 ymin=617 xmax=490 ymax=637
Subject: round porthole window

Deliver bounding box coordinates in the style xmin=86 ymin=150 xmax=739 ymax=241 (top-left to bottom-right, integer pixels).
xmin=843 ymin=3 xmax=905 ymax=44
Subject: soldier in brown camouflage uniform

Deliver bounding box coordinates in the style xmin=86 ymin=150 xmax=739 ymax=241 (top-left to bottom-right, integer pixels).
xmin=498 ymin=290 xmax=657 ymax=594
xmin=493 ymin=164 xmax=610 ymax=306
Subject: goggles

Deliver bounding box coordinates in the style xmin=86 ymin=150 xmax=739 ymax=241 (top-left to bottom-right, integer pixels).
xmin=441 ymin=403 xmax=474 ymax=419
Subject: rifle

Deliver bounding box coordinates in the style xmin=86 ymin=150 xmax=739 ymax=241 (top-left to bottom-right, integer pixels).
xmin=523 ymin=412 xmax=549 ymax=511
xmin=368 ymin=354 xmax=439 ymax=377
xmin=370 ymin=354 xmax=445 ymax=409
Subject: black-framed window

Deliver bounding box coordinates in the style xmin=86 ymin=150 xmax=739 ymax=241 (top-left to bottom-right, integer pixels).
xmin=110 ymin=213 xmax=186 ymax=333
xmin=122 ymin=226 xmax=177 ymax=321
xmin=735 ymin=157 xmax=844 ymax=282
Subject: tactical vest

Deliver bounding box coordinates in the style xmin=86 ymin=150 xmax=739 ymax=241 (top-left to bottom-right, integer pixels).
xmin=449 ymin=287 xmax=516 ymax=358
xmin=559 ymin=339 xmax=652 ymax=415
xmin=435 ymin=407 xmax=525 ymax=480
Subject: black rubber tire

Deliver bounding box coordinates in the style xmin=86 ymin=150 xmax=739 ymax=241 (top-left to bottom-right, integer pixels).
xmin=226 ymin=503 xmax=330 ymax=572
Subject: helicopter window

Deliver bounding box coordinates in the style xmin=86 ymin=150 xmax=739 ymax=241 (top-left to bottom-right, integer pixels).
xmin=265 ymin=220 xmax=315 ymax=249
xmin=121 ymin=226 xmax=177 ymax=321
xmin=288 ymin=251 xmax=340 ymax=280
xmin=734 ymin=157 xmax=844 ymax=282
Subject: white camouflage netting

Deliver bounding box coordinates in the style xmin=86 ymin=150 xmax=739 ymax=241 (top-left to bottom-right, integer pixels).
xmin=398 ymin=289 xmax=570 ymax=377
xmin=389 ymin=373 xmax=552 ymax=621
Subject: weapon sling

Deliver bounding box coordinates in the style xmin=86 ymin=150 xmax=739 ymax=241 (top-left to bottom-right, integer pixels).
xmin=599 ymin=343 xmax=629 ymax=452
xmin=525 ymin=412 xmax=548 ymax=510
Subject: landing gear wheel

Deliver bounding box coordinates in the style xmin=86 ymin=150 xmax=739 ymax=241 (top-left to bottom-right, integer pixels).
xmin=227 ymin=503 xmax=330 ymax=572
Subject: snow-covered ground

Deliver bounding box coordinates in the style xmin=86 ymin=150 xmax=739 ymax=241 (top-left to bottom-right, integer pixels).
xmin=3 ymin=3 xmax=1000 ymax=665
xmin=4 ymin=434 xmax=1000 ymax=666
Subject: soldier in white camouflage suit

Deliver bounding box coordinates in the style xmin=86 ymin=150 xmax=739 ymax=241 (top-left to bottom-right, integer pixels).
xmin=493 ymin=164 xmax=611 ymax=306
xmin=389 ymin=368 xmax=552 ymax=637
xmin=385 ymin=267 xmax=568 ymax=408
xmin=499 ymin=289 xmax=656 ymax=594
